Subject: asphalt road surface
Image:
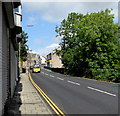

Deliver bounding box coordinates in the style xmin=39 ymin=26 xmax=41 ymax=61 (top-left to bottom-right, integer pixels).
xmin=31 ymin=68 xmax=119 ymax=115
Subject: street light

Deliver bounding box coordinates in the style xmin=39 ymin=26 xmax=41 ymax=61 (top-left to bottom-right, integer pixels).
xmin=23 ymin=24 xmax=34 ymax=67
xmin=26 ymin=25 xmax=34 ymax=27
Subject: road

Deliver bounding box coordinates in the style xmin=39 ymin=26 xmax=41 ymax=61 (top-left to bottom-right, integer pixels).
xmin=31 ymin=68 xmax=119 ymax=115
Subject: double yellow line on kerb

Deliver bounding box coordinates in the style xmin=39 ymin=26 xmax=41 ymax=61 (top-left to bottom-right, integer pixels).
xmin=28 ymin=72 xmax=65 ymax=116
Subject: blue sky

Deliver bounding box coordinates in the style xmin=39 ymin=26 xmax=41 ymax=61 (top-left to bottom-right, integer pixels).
xmin=22 ymin=2 xmax=118 ymax=56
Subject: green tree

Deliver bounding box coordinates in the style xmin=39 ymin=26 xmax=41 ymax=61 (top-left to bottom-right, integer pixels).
xmin=20 ymin=31 xmax=28 ymax=62
xmin=56 ymin=9 xmax=120 ymax=82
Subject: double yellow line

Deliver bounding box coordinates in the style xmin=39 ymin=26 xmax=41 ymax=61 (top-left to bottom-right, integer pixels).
xmin=28 ymin=72 xmax=65 ymax=116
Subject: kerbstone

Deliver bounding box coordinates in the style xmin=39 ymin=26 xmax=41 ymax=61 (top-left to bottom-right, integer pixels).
xmin=19 ymin=73 xmax=52 ymax=115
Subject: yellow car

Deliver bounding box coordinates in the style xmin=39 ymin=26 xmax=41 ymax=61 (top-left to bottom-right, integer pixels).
xmin=32 ymin=65 xmax=41 ymax=73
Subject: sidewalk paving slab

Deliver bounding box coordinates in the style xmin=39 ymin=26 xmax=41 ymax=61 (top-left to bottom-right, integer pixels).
xmin=7 ymin=73 xmax=53 ymax=115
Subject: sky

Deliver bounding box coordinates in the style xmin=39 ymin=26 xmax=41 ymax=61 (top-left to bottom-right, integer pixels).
xmin=22 ymin=1 xmax=118 ymax=56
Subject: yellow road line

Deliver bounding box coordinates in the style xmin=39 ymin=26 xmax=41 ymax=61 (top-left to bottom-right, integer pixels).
xmin=29 ymin=76 xmax=60 ymax=115
xmin=30 ymin=79 xmax=60 ymax=115
xmin=28 ymin=72 xmax=65 ymax=116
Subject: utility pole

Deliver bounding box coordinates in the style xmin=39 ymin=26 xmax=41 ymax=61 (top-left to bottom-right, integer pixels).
xmin=29 ymin=49 xmax=32 ymax=66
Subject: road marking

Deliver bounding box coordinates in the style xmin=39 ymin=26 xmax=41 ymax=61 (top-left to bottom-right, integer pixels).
xmin=50 ymin=75 xmax=55 ymax=77
xmin=57 ymin=77 xmax=64 ymax=81
xmin=28 ymin=72 xmax=65 ymax=116
xmin=67 ymin=80 xmax=80 ymax=86
xmin=88 ymin=86 xmax=116 ymax=97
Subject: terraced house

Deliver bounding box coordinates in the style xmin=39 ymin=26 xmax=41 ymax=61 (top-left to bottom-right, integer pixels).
xmin=0 ymin=1 xmax=22 ymax=115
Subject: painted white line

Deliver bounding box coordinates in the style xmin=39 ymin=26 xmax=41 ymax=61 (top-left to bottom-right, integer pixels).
xmin=88 ymin=86 xmax=116 ymax=97
xmin=50 ymin=75 xmax=54 ymax=77
xmin=57 ymin=77 xmax=64 ymax=81
xmin=67 ymin=80 xmax=80 ymax=86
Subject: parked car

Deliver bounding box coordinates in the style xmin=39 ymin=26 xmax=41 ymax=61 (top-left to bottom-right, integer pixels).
xmin=32 ymin=65 xmax=41 ymax=73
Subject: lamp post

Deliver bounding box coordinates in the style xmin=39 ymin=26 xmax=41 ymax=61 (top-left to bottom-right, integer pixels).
xmin=23 ymin=24 xmax=34 ymax=67
xmin=29 ymin=49 xmax=32 ymax=67
xmin=18 ymin=25 xmax=34 ymax=73
xmin=17 ymin=33 xmax=22 ymax=73
xmin=26 ymin=48 xmax=32 ymax=73
xmin=26 ymin=46 xmax=32 ymax=67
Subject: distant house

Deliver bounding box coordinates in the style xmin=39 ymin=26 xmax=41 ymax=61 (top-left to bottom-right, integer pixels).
xmin=0 ymin=1 xmax=22 ymax=115
xmin=27 ymin=53 xmax=41 ymax=67
xmin=46 ymin=52 xmax=63 ymax=68
xmin=40 ymin=56 xmax=47 ymax=65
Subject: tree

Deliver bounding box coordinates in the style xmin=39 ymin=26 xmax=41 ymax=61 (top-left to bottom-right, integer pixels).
xmin=55 ymin=9 xmax=120 ymax=82
xmin=20 ymin=31 xmax=28 ymax=62
xmin=19 ymin=31 xmax=28 ymax=72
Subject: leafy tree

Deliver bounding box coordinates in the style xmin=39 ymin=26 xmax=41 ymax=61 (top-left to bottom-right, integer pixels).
xmin=20 ymin=31 xmax=28 ymax=62
xmin=56 ymin=9 xmax=120 ymax=82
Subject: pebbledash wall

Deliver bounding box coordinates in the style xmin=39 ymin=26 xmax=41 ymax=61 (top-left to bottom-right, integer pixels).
xmin=0 ymin=1 xmax=22 ymax=115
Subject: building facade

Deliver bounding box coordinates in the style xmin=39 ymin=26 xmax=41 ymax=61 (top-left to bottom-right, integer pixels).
xmin=46 ymin=52 xmax=63 ymax=68
xmin=27 ymin=53 xmax=41 ymax=67
xmin=0 ymin=1 xmax=22 ymax=115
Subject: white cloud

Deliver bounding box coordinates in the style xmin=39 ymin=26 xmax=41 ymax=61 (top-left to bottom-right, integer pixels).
xmin=22 ymin=0 xmax=119 ymax=2
xmin=52 ymin=36 xmax=62 ymax=44
xmin=33 ymin=43 xmax=59 ymax=56
xmin=22 ymin=2 xmax=119 ymax=56
xmin=23 ymin=2 xmax=118 ymax=23
xmin=30 ymin=50 xmax=38 ymax=54
xmin=27 ymin=16 xmax=36 ymax=25
xmin=46 ymin=43 xmax=59 ymax=48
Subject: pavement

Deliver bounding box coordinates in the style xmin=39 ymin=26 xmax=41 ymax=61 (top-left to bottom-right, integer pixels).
xmin=7 ymin=73 xmax=52 ymax=115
